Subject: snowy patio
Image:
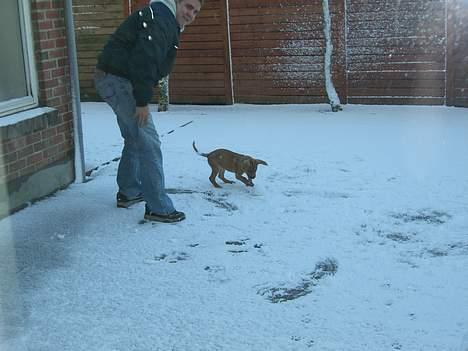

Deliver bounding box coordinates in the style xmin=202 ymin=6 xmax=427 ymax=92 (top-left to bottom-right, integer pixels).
xmin=1 ymin=103 xmax=468 ymax=350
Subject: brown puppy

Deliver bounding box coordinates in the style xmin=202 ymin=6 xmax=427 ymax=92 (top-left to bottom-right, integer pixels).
xmin=192 ymin=141 xmax=268 ymax=188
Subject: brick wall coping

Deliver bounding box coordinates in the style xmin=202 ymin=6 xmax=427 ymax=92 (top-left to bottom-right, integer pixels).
xmin=0 ymin=107 xmax=60 ymax=141
xmin=0 ymin=107 xmax=55 ymax=128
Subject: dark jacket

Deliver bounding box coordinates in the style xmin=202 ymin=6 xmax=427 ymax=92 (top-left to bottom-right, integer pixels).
xmin=97 ymin=2 xmax=180 ymax=107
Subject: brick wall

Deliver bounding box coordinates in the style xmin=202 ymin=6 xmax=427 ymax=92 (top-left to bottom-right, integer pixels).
xmin=0 ymin=109 xmax=69 ymax=184
xmin=32 ymin=0 xmax=74 ymax=156
xmin=0 ymin=0 xmax=75 ymax=217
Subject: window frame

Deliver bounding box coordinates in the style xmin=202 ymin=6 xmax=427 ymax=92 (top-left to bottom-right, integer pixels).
xmin=0 ymin=0 xmax=38 ymax=117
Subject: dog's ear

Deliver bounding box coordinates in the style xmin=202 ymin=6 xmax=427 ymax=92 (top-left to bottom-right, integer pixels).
xmin=255 ymin=159 xmax=268 ymax=166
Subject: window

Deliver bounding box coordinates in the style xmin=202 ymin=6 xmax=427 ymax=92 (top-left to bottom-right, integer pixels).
xmin=0 ymin=0 xmax=38 ymax=117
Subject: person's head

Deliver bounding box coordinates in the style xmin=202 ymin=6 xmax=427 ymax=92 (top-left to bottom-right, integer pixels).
xmin=175 ymin=0 xmax=202 ymax=28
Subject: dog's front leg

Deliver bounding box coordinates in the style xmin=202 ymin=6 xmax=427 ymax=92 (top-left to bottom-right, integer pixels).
xmin=219 ymin=170 xmax=234 ymax=184
xmin=235 ymin=173 xmax=254 ymax=186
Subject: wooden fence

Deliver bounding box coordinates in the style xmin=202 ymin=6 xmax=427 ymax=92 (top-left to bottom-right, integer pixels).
xmin=171 ymin=0 xmax=232 ymax=104
xmin=347 ymin=0 xmax=446 ymax=105
xmin=229 ymin=0 xmax=346 ymax=104
xmin=73 ymin=0 xmax=468 ymax=107
xmin=73 ymin=0 xmax=126 ymax=101
xmin=447 ymin=0 xmax=468 ymax=107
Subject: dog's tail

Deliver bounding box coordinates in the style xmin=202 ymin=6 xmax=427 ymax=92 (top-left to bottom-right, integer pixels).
xmin=192 ymin=141 xmax=208 ymax=157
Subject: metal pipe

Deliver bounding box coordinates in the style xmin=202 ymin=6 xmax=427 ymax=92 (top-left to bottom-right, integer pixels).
xmin=64 ymin=0 xmax=86 ymax=183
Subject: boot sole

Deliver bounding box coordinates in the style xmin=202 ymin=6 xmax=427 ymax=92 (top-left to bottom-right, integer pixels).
xmin=117 ymin=198 xmax=144 ymax=208
xmin=144 ymin=213 xmax=186 ymax=223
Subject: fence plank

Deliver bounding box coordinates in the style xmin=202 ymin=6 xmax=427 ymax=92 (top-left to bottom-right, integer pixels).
xmin=446 ymin=0 xmax=468 ymax=107
xmin=346 ymin=0 xmax=447 ymax=105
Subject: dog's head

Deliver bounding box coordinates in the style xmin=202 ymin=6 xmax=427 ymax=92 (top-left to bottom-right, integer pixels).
xmin=242 ymin=158 xmax=268 ymax=179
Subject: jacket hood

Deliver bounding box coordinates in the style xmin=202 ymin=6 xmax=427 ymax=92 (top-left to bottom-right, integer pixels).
xmin=149 ymin=0 xmax=176 ymax=16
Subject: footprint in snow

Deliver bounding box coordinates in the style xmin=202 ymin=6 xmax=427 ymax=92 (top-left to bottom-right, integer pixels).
xmin=143 ymin=251 xmax=189 ymax=264
xmin=204 ymin=265 xmax=230 ymax=283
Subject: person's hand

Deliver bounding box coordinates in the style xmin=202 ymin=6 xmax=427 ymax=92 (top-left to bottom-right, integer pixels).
xmin=135 ymin=105 xmax=150 ymax=127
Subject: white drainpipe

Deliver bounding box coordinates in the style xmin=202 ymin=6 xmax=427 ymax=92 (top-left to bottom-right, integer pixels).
xmin=64 ymin=0 xmax=86 ymax=183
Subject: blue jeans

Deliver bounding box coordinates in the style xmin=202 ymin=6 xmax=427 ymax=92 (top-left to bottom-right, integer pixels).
xmin=94 ymin=71 xmax=175 ymax=214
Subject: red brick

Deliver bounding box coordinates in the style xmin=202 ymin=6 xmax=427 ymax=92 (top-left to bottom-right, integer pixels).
xmin=32 ymin=11 xmax=45 ymax=21
xmin=55 ymin=38 xmax=66 ymax=48
xmin=27 ymin=152 xmax=44 ymax=165
xmin=33 ymin=1 xmax=52 ymax=10
xmin=26 ymin=132 xmax=42 ymax=145
xmin=49 ymin=48 xmax=66 ymax=59
xmin=42 ymin=89 xmax=55 ymax=100
xmin=38 ymin=31 xmax=48 ymax=41
xmin=40 ymin=59 xmax=58 ymax=70
xmin=52 ymin=67 xmax=66 ymax=78
xmin=5 ymin=152 xmax=18 ymax=164
xmin=33 ymin=140 xmax=47 ymax=152
xmin=38 ymin=39 xmax=56 ymax=50
xmin=51 ymin=114 xmax=64 ymax=126
xmin=46 ymin=97 xmax=61 ymax=107
xmin=56 ymin=104 xmax=69 ymax=114
xmin=53 ymin=86 xmax=67 ymax=97
xmin=39 ymin=92 xmax=52 ymax=104
xmin=47 ymin=29 xmax=65 ymax=40
xmin=53 ymin=19 xmax=65 ymax=29
xmin=8 ymin=159 xmax=26 ymax=173
xmin=17 ymin=145 xmax=34 ymax=159
xmin=42 ymin=128 xmax=57 ymax=139
xmin=46 ymin=9 xmax=60 ymax=19
xmin=5 ymin=138 xmax=26 ymax=152
xmin=38 ymin=20 xmax=54 ymax=31
xmin=59 ymin=95 xmax=72 ymax=106
xmin=62 ymin=112 xmax=74 ymax=122
xmin=57 ymin=120 xmax=72 ymax=133
xmin=1 ymin=141 xmax=9 ymax=153
xmin=42 ymin=78 xmax=59 ymax=89
xmin=38 ymin=93 xmax=47 ymax=105
xmin=38 ymin=70 xmax=52 ymax=81
xmin=57 ymin=58 xmax=69 ymax=67
xmin=57 ymin=77 xmax=68 ymax=86
xmin=49 ymin=133 xmax=65 ymax=146
xmin=38 ymin=51 xmax=49 ymax=60
xmin=43 ymin=145 xmax=60 ymax=159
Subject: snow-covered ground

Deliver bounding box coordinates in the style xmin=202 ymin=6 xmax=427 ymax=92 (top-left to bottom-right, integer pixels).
xmin=1 ymin=103 xmax=468 ymax=351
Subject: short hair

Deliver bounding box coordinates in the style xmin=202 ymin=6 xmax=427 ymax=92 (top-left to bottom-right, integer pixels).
xmin=177 ymin=0 xmax=204 ymax=5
